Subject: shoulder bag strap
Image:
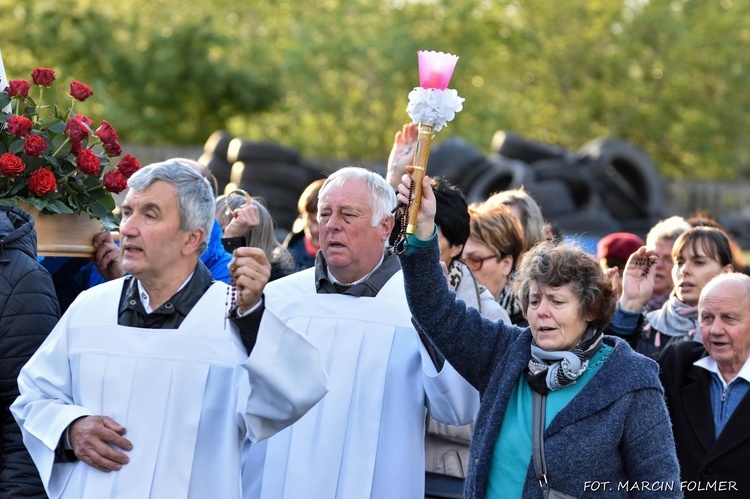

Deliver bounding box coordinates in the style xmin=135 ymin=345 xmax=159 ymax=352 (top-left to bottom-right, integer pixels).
xmin=532 ymin=390 xmax=549 ymax=492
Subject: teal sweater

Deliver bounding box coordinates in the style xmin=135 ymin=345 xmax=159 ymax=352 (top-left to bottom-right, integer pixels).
xmin=399 ymin=237 xmax=681 ymax=498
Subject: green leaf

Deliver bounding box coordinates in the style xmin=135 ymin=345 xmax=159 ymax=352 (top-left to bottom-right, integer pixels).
xmin=23 ymin=156 xmax=46 ymax=169
xmin=22 ymin=197 xmax=48 ymax=211
xmin=48 ymin=121 xmax=66 ymax=134
xmin=87 ymin=194 xmax=116 ymax=217
xmin=0 ymin=93 xmax=10 ymax=109
xmin=50 ymin=134 xmax=72 ymax=157
xmin=8 ymin=139 xmax=24 ymax=154
xmin=48 ymin=199 xmax=75 ymax=214
xmin=100 ymin=212 xmax=120 ymax=231
xmin=8 ymin=178 xmax=26 ymax=196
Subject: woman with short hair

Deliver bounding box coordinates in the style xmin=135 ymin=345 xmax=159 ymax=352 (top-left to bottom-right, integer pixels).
xmin=394 ymin=169 xmax=680 ymax=498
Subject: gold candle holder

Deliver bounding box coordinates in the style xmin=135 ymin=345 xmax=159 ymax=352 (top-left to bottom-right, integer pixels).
xmin=406 ymin=123 xmax=435 ymax=234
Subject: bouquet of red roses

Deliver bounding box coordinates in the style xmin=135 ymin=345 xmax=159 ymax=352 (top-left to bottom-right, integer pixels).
xmin=0 ymin=67 xmax=140 ymax=230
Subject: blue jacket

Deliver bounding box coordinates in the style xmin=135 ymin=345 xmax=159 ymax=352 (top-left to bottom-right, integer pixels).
xmin=399 ymin=239 xmax=681 ymax=498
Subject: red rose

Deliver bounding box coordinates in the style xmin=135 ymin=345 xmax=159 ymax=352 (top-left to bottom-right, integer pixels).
xmin=64 ymin=116 xmax=90 ymax=142
xmin=0 ymin=153 xmax=26 ymax=177
xmin=117 ymin=154 xmax=141 ymax=178
xmin=23 ymin=135 xmax=49 ymax=157
xmin=103 ymin=169 xmax=128 ymax=194
xmin=76 ymin=148 xmax=101 ymax=175
xmin=70 ymin=140 xmax=83 ymax=155
xmin=94 ymin=120 xmax=118 ymax=144
xmin=70 ymin=80 xmax=93 ymax=101
xmin=5 ymin=80 xmax=31 ymax=98
xmin=31 ymin=68 xmax=56 ymax=86
xmin=7 ymin=115 xmax=34 ymax=137
xmin=76 ymin=114 xmax=94 ymax=128
xmin=28 ymin=168 xmax=57 ymax=196
xmin=103 ymin=139 xmax=122 ymax=157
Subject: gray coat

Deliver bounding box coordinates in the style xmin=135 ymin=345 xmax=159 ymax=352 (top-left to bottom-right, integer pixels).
xmin=399 ymin=239 xmax=681 ymax=498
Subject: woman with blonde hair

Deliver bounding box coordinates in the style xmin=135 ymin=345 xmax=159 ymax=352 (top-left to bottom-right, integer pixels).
xmin=463 ymin=203 xmax=526 ymax=325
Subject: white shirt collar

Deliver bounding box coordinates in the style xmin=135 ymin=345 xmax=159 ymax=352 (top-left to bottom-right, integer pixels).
xmin=136 ymin=272 xmax=195 ymax=314
xmin=326 ymin=254 xmax=385 ymax=287
xmin=694 ymin=354 xmax=750 ymax=388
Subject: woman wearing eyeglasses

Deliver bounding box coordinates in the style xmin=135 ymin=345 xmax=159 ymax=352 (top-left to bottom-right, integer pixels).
xmin=463 ymin=203 xmax=527 ymax=325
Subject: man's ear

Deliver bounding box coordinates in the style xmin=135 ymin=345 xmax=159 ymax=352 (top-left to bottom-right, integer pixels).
xmin=183 ymin=227 xmax=206 ymax=256
xmin=381 ymin=216 xmax=395 ymax=242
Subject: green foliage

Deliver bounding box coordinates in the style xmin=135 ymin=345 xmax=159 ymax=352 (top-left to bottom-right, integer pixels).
xmin=1 ymin=0 xmax=748 ymax=179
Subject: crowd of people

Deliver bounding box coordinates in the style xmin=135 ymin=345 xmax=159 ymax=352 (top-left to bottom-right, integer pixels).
xmin=1 ymin=123 xmax=749 ymax=499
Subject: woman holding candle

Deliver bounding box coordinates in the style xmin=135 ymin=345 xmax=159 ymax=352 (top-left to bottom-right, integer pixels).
xmin=394 ymin=167 xmax=680 ymax=498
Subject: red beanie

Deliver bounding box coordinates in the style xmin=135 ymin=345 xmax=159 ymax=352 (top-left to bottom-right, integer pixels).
xmin=596 ymin=232 xmax=645 ymax=263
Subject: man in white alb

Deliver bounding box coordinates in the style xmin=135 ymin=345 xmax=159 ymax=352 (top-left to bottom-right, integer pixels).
xmin=11 ymin=159 xmax=328 ymax=499
xmin=242 ymin=167 xmax=479 ymax=499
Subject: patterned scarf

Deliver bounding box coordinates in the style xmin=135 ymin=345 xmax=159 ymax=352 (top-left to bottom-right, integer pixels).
xmin=645 ymin=294 xmax=699 ymax=341
xmin=447 ymin=259 xmax=464 ymax=292
xmin=497 ymin=282 xmax=524 ymax=323
xmin=526 ymin=325 xmax=604 ymax=394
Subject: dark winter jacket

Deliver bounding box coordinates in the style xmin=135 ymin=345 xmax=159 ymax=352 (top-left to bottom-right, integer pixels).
xmin=658 ymin=341 xmax=750 ymax=498
xmin=399 ymin=238 xmax=681 ymax=498
xmin=0 ymin=205 xmax=60 ymax=498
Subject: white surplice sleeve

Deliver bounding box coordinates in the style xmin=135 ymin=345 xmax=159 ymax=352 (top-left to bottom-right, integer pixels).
xmin=237 ymin=307 xmax=329 ymax=442
xmin=10 ymin=311 xmax=94 ymax=490
xmin=418 ymin=341 xmax=480 ymax=426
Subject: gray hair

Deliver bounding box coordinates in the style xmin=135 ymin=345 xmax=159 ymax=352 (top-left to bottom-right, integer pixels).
xmin=646 ymin=216 xmax=691 ymax=248
xmin=318 ymin=167 xmax=396 ymax=227
xmin=127 ymin=158 xmax=215 ymax=255
xmin=484 ymin=186 xmax=546 ymax=251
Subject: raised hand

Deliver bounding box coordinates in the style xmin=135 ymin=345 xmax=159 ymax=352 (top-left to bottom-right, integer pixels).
xmin=386 ymin=123 xmax=418 ymax=190
xmin=619 ymin=247 xmax=658 ymax=312
xmin=395 ymin=165 xmax=436 ymax=241
xmin=224 ymin=202 xmax=260 ymax=239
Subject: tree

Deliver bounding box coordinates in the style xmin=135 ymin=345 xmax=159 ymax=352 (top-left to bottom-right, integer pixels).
xmin=1 ymin=0 xmax=748 ymax=179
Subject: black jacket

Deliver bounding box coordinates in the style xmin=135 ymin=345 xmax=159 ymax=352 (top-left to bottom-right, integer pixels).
xmin=658 ymin=341 xmax=750 ymax=498
xmin=0 ymin=205 xmax=60 ymax=498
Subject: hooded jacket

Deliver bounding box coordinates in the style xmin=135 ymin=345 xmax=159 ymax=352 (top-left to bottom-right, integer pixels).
xmin=0 ymin=205 xmax=60 ymax=498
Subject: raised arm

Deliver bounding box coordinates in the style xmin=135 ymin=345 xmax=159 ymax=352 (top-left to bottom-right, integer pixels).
xmin=396 ymin=167 xmax=519 ymax=388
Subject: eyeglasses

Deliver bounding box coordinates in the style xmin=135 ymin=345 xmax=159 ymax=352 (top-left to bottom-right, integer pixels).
xmin=463 ymin=254 xmax=499 ymax=271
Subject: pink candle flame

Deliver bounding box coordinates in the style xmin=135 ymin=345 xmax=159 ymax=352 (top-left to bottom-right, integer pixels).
xmin=417 ymin=50 xmax=459 ymax=90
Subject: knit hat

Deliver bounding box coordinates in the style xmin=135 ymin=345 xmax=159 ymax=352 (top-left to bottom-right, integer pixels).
xmin=597 ymin=232 xmax=645 ymax=266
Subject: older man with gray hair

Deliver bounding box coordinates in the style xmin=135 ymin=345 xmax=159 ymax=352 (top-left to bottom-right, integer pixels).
xmin=243 ymin=166 xmax=479 ymax=499
xmin=655 ymin=272 xmax=750 ymax=497
xmin=12 ymin=159 xmax=328 ymax=499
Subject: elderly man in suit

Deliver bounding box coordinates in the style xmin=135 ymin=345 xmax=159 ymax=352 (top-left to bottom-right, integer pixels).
xmin=653 ymin=272 xmax=750 ymax=498
xmin=608 ymin=244 xmax=750 ymax=497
